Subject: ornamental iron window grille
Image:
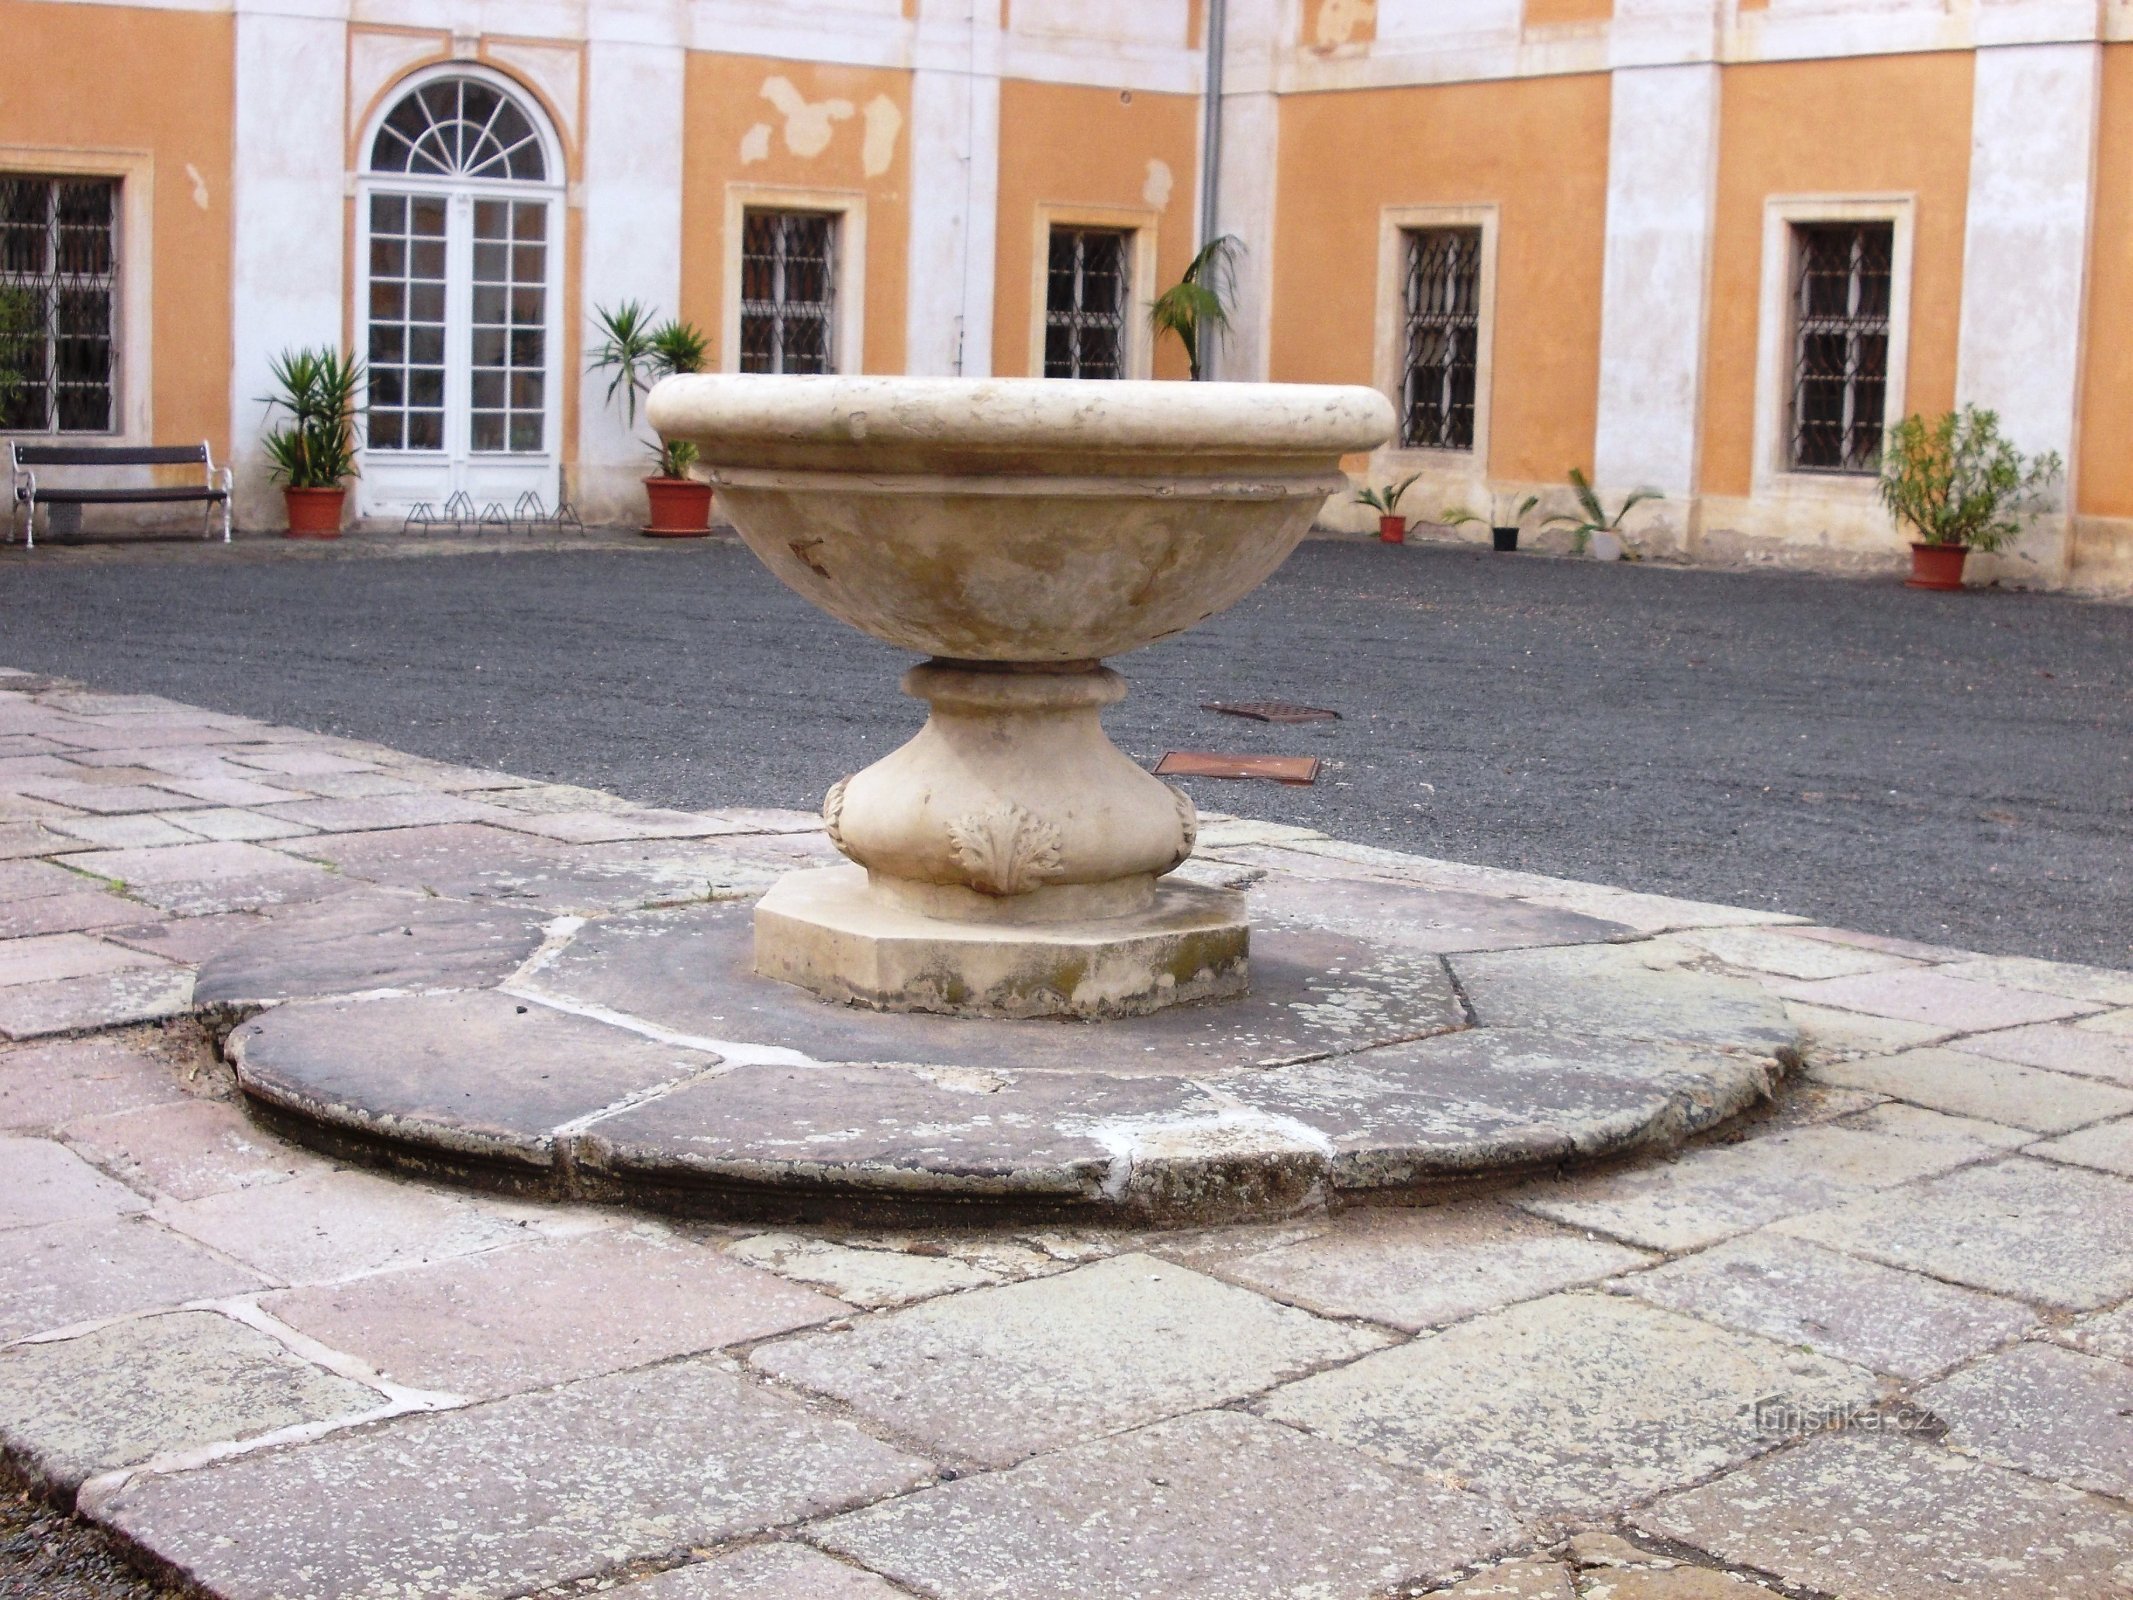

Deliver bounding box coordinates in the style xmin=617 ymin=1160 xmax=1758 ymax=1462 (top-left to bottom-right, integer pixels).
xmin=1788 ymin=221 xmax=1893 ymax=474
xmin=1044 ymin=228 xmax=1129 ymax=380
xmin=370 ymin=78 xmax=548 ymax=183
xmin=1400 ymin=227 xmax=1481 ymax=452
xmin=0 ymin=176 xmax=117 ymax=433
xmin=740 ymin=210 xmax=837 ymax=375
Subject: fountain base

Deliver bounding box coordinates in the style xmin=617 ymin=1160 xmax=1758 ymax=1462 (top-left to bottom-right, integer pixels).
xmin=754 ymin=864 xmax=1250 ymax=1019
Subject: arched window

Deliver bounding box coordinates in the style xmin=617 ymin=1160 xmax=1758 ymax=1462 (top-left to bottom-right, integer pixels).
xmin=355 ymin=71 xmax=561 ymax=515
xmin=370 ymin=77 xmax=547 ymax=184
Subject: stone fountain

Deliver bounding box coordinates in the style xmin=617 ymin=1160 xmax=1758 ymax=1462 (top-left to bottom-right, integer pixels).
xmin=647 ymin=375 xmax=1394 ymax=1021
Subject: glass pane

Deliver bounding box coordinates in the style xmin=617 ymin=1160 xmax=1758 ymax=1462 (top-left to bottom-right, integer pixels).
xmin=407 ymin=411 xmax=443 ymax=449
xmin=509 ymin=414 xmax=542 ymax=451
xmin=470 ymin=411 xmax=505 ymax=451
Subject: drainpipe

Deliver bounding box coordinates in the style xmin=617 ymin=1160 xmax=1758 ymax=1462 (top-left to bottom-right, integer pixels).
xmin=1197 ymin=0 xmax=1227 ymax=380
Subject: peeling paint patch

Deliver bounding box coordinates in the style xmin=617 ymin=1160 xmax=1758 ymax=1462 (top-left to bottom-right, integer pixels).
xmin=739 ymin=123 xmax=772 ymax=165
xmin=183 ymin=164 xmax=211 ymax=210
xmin=1312 ymin=0 xmax=1376 ymax=48
xmin=1142 ymin=157 xmax=1173 ymax=210
xmin=763 ymin=76 xmax=855 ymax=159
xmin=861 ymin=94 xmax=902 ymax=177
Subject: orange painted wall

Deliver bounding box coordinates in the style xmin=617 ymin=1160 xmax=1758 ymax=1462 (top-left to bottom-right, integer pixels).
xmin=1271 ymin=73 xmax=1612 ymax=483
xmin=2076 ymin=44 xmax=2133 ymax=516
xmin=0 ymin=0 xmax=233 ymax=450
xmin=681 ymin=54 xmax=912 ymax=375
xmin=1524 ymin=0 xmax=1613 ymax=26
xmin=991 ymin=81 xmax=1199 ymax=381
xmin=1701 ymin=53 xmax=1972 ymax=497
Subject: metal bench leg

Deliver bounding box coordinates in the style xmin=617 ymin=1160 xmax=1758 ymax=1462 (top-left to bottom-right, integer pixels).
xmin=21 ymin=492 xmax=33 ymax=552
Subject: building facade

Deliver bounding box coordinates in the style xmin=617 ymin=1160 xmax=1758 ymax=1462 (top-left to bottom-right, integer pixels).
xmin=3 ymin=0 xmax=2127 ymax=591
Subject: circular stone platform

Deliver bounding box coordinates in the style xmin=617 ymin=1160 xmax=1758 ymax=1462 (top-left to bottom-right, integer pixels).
xmin=205 ymin=846 xmax=1803 ymax=1225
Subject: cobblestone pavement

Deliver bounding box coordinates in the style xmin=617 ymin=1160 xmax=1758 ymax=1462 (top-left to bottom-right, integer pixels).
xmin=2 ymin=669 xmax=2132 ymax=1598
xmin=1 ymin=535 xmax=2127 ymax=966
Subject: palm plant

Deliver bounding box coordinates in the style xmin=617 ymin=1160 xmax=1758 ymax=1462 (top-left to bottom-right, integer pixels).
xmin=1353 ymin=472 xmax=1423 ymax=519
xmin=1878 ymin=406 xmax=2062 ymax=552
xmin=1444 ymin=493 xmax=1540 ymax=529
xmin=1147 ymin=234 xmax=1242 ymax=381
xmin=261 ymin=347 xmax=365 ymax=489
xmin=1542 ymin=468 xmax=1659 ymax=556
xmin=586 ymin=301 xmax=709 ymax=477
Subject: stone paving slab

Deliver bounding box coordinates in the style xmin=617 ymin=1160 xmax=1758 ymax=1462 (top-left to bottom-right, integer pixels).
xmin=91 ymin=1358 xmax=935 ymax=1600
xmin=1517 ymin=1120 xmax=1988 ymax=1252
xmin=0 ymin=1216 xmax=268 ymax=1341
xmin=0 ymin=965 xmax=194 ymax=1041
xmin=232 ymin=991 xmax=721 ymax=1174
xmin=262 ymin=1228 xmax=844 ymax=1400
xmin=148 ymin=1166 xmax=603 ymax=1286
xmin=816 ymin=1409 xmax=1517 ymax=1600
xmin=1260 ymin=1291 xmax=1879 ymax=1517
xmin=191 ymin=890 xmax=551 ymax=1007
xmin=1209 ymin=1202 xmax=1652 ymax=1332
xmin=1449 ymin=944 xmax=1799 ymax=1053
xmin=0 ymin=1136 xmax=149 ymax=1230
xmin=0 ymin=1037 xmax=193 ymax=1131
xmin=2028 ymin=1115 xmax=2133 ymax=1176
xmin=613 ymin=1544 xmax=907 ymax=1598
xmin=0 ymin=887 xmax=145 ymax=938
xmin=2058 ymin=1301 xmax=2133 ymax=1363
xmin=724 ymin=1230 xmax=1007 ymax=1306
xmin=1612 ymin=1231 xmax=2037 ymax=1381
xmin=751 ymin=1253 xmax=1389 ymax=1468
xmin=1773 ymin=968 xmax=2102 ymax=1031
xmin=0 ymin=1310 xmax=378 ymax=1497
xmin=1634 ymin=1430 xmax=2133 ymax=1599
xmin=1957 ymin=1019 xmax=2133 ymax=1086
xmin=61 ymin=1100 xmax=331 ymax=1202
xmin=1811 ymin=1046 xmax=2133 ymax=1132
xmin=1774 ymin=1156 xmax=2133 ymax=1310
xmin=1920 ymin=1340 xmax=2133 ymax=1498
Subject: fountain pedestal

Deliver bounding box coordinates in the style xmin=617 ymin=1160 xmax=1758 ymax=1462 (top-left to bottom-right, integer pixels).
xmin=648 ymin=375 xmax=1394 ymax=1018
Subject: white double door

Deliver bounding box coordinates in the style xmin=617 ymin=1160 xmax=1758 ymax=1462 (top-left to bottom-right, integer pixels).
xmin=355 ymin=181 xmax=562 ymax=520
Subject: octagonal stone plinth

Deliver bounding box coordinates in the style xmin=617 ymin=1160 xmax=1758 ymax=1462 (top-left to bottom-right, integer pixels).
xmin=754 ymin=866 xmax=1249 ymax=1019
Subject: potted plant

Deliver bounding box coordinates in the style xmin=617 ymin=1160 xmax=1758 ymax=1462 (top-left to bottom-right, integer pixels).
xmin=1446 ymin=493 xmax=1541 ymax=552
xmin=1354 ymin=473 xmax=1424 ymax=543
xmin=1878 ymin=406 xmax=2063 ymax=592
xmin=262 ymin=347 xmax=364 ymax=539
xmin=1542 ymin=468 xmax=1659 ymax=561
xmin=587 ymin=301 xmax=714 ymax=536
xmin=1148 ymin=234 xmax=1242 ymax=381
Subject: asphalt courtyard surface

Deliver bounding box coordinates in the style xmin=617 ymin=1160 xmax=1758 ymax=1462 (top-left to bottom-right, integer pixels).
xmin=1 ymin=536 xmax=2127 ymax=964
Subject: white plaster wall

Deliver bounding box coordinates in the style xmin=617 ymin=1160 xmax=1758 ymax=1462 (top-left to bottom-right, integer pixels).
xmin=575 ymin=25 xmax=687 ymax=522
xmin=1956 ymin=41 xmax=2098 ymax=470
xmin=1209 ymin=0 xmax=1278 ymax=382
xmin=1591 ymin=62 xmax=1719 ymax=517
xmin=229 ymin=4 xmax=350 ymax=527
xmin=1010 ymin=0 xmax=1188 ymax=49
xmin=905 ymin=0 xmax=1001 ymax=377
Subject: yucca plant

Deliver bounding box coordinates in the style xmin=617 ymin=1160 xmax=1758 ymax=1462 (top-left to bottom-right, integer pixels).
xmin=1878 ymin=406 xmax=2062 ymax=552
xmin=1542 ymin=468 xmax=1659 ymax=557
xmin=1444 ymin=493 xmax=1540 ymax=529
xmin=1353 ymin=473 xmax=1424 ymax=518
xmin=586 ymin=301 xmax=710 ymax=475
xmin=1147 ymin=234 xmax=1242 ymax=381
xmin=260 ymin=347 xmax=365 ymax=489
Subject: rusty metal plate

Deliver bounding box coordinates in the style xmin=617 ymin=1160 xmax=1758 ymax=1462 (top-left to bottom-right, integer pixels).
xmin=1155 ymin=751 xmax=1321 ymax=786
xmin=1200 ymin=701 xmax=1341 ymax=724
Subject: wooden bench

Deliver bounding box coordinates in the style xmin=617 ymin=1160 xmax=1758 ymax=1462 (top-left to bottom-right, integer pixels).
xmin=7 ymin=441 xmax=233 ymax=549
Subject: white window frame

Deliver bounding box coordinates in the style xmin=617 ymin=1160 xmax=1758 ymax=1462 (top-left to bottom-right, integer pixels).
xmin=1029 ymin=203 xmax=1157 ymax=380
xmin=1374 ymin=202 xmax=1497 ymax=474
xmin=0 ymin=146 xmax=152 ymax=443
xmin=721 ymin=186 xmax=866 ymax=376
xmin=1752 ymin=194 xmax=1914 ymax=500
xmin=351 ymin=64 xmax=568 ymax=497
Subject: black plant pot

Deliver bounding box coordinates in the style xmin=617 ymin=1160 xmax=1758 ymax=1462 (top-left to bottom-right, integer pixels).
xmin=1492 ymin=526 xmax=1520 ymax=553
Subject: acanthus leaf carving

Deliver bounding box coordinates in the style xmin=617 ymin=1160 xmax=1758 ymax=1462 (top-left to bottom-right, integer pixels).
xmin=946 ymin=802 xmax=1064 ymax=896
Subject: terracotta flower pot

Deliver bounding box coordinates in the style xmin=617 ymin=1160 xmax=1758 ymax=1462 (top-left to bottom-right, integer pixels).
xmin=1378 ymin=514 xmax=1406 ymax=545
xmin=643 ymin=476 xmax=714 ymax=537
xmin=282 ymin=486 xmax=346 ymax=540
xmin=1906 ymin=542 xmax=1969 ymax=591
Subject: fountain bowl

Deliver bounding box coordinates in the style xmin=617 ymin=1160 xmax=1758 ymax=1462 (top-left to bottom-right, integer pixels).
xmin=649 ymin=374 xmax=1394 ymax=1019
xmin=647 ymin=375 xmax=1394 ymax=662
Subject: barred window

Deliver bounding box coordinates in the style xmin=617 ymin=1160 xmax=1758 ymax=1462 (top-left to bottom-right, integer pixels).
xmin=0 ymin=176 xmax=117 ymax=433
xmin=740 ymin=210 xmax=837 ymax=375
xmin=1788 ymin=221 xmax=1892 ymax=474
xmin=1399 ymin=228 xmax=1481 ymax=452
xmin=1044 ymin=228 xmax=1129 ymax=380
